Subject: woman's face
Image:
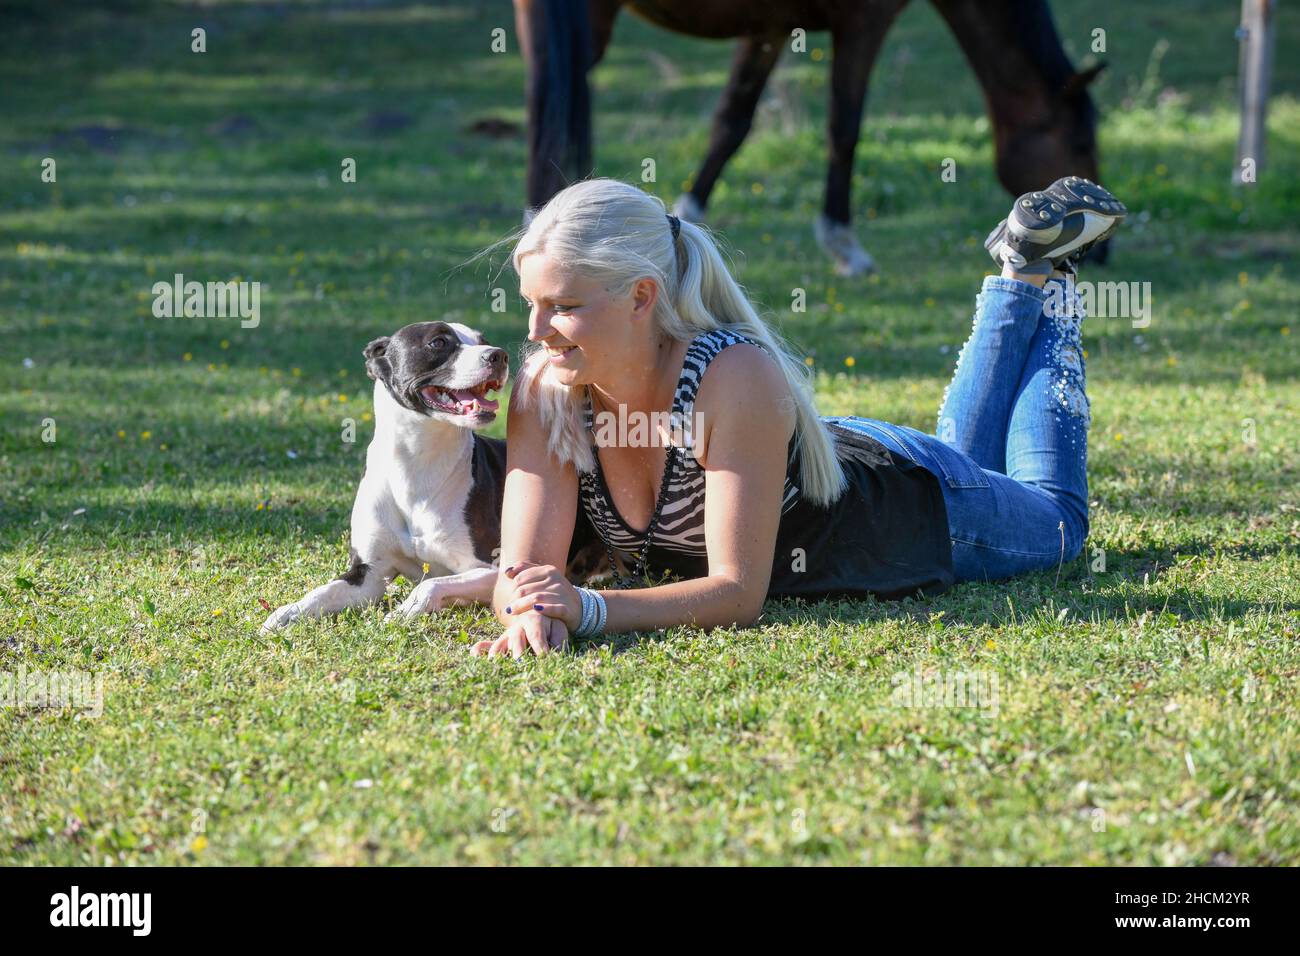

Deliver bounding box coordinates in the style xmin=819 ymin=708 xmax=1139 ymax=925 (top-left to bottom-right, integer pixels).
xmin=518 ymin=251 xmax=657 ymax=388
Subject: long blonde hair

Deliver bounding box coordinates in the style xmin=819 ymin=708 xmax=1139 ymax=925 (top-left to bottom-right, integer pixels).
xmin=489 ymin=177 xmax=847 ymax=507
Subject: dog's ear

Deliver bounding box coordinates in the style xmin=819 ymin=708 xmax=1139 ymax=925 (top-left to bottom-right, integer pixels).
xmin=363 ymin=336 xmax=391 ymax=382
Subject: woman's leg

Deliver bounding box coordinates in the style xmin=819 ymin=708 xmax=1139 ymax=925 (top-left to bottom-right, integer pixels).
xmin=1004 ymin=273 xmax=1091 ymax=547
xmin=938 ymin=175 xmax=1125 ymax=473
xmin=829 ymin=409 xmax=1089 ymax=582
xmin=934 ymin=275 xmax=1047 ymax=474
xmin=833 ymin=177 xmax=1122 ymax=581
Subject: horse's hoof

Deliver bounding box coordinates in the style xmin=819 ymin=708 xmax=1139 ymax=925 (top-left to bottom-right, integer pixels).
xmin=815 ymin=214 xmax=877 ymax=277
xmin=833 ymin=253 xmax=876 ymax=277
xmin=672 ymin=193 xmax=705 ymax=222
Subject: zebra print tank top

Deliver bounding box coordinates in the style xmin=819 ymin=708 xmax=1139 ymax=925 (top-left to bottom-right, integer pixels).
xmin=577 ymin=328 xmax=801 ymax=559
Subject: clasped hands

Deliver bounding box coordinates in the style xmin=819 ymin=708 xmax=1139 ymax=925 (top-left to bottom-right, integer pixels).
xmin=470 ymin=561 xmax=584 ymax=659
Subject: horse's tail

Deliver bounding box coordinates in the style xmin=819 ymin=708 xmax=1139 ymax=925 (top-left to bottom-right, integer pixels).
xmin=522 ymin=0 xmax=595 ymax=212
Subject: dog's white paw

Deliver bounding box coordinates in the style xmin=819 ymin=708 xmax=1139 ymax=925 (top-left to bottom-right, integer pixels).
xmin=260 ymin=603 xmax=302 ymax=634
xmin=387 ymin=579 xmax=445 ymax=623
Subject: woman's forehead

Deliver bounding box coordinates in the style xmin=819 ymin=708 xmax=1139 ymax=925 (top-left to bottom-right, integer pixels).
xmin=519 ymin=253 xmax=587 ymax=296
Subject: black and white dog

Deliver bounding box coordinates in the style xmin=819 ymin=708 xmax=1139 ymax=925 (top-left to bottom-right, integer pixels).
xmin=260 ymin=321 xmax=603 ymax=633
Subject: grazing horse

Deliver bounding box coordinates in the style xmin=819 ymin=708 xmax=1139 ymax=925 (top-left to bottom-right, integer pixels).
xmin=513 ymin=0 xmax=1108 ymax=274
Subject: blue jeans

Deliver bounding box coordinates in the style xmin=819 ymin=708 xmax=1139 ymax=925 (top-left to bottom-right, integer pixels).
xmin=826 ymin=275 xmax=1090 ymax=582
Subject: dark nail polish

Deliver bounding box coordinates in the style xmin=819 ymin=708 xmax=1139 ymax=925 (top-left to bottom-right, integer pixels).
xmin=504 ymin=605 xmax=512 ymax=614
xmin=533 ymin=604 xmax=543 ymax=611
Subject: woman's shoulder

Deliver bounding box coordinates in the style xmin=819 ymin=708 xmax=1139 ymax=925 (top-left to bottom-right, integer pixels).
xmin=696 ymin=337 xmax=783 ymax=388
xmin=680 ymin=327 xmax=776 ymax=392
xmin=688 ymin=334 xmax=796 ymax=463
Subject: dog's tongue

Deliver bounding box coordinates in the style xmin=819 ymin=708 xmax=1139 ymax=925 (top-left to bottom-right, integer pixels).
xmin=450 ymin=388 xmax=499 ymax=412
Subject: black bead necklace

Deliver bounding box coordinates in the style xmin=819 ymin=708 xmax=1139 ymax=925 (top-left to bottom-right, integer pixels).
xmin=602 ymin=441 xmax=678 ymax=589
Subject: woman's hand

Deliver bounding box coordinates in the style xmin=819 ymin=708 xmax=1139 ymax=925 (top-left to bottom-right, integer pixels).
xmin=471 ymin=563 xmax=580 ymax=659
xmin=470 ymin=610 xmax=570 ymax=658
xmin=498 ymin=560 xmax=583 ymax=632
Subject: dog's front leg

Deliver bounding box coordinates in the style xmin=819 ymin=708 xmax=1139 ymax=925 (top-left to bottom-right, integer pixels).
xmin=260 ymin=551 xmax=392 ymax=633
xmin=388 ymin=565 xmax=498 ymax=622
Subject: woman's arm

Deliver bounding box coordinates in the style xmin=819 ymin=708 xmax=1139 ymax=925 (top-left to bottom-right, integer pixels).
xmin=490 ymin=376 xmax=582 ymax=627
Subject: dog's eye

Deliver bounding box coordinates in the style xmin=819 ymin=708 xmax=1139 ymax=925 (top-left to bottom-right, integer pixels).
xmin=430 ymin=336 xmax=451 ymax=350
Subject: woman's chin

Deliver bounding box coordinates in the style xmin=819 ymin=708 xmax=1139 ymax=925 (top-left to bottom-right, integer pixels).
xmin=546 ymin=366 xmax=585 ymax=388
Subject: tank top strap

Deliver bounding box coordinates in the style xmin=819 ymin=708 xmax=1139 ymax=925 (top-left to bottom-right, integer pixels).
xmin=670 ymin=325 xmax=759 ymax=421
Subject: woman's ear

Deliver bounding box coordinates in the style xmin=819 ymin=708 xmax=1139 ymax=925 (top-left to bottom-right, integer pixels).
xmin=631 ymin=276 xmax=659 ymax=318
xmin=363 ymin=336 xmax=391 ymax=382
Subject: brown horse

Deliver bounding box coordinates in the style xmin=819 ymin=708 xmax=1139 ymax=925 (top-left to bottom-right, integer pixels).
xmin=513 ymin=0 xmax=1108 ymax=274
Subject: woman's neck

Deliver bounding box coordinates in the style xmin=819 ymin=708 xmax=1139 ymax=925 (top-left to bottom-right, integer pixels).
xmin=589 ymin=334 xmax=689 ymax=417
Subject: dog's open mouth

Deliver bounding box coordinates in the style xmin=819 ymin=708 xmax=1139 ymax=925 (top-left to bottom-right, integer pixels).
xmin=418 ymin=378 xmax=503 ymax=415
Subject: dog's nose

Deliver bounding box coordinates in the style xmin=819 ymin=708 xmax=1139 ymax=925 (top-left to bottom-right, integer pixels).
xmin=483 ymin=348 xmax=507 ymax=373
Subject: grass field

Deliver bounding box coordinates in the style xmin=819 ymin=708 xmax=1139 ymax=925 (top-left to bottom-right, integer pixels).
xmin=2 ymin=0 xmax=1298 ymax=865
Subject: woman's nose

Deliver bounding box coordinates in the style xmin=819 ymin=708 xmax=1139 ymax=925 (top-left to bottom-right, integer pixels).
xmin=527 ymin=309 xmax=552 ymax=342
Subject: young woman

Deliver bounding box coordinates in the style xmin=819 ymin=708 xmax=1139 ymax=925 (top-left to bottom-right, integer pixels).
xmin=472 ymin=176 xmax=1125 ymax=658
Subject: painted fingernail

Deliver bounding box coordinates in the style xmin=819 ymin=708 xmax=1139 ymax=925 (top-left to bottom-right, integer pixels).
xmin=505 ymin=565 xmax=514 ymax=574
xmin=533 ymin=604 xmax=543 ymax=611
xmin=504 ymin=605 xmax=512 ymax=613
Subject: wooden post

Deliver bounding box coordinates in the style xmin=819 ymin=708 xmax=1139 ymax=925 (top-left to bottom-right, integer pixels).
xmin=1233 ymin=0 xmax=1276 ymax=185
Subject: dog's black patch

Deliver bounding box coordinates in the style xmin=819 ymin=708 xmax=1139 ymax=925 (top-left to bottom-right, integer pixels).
xmin=466 ymin=435 xmax=507 ymax=564
xmin=465 ymin=435 xmax=608 ymax=581
xmin=338 ymin=548 xmax=370 ymax=587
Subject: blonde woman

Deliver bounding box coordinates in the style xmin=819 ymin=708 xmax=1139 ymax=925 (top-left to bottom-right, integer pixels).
xmin=473 ymin=176 xmax=1125 ymax=657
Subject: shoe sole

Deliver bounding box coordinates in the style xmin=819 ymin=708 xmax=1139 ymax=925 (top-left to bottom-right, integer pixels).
xmin=1007 ymin=176 xmax=1127 ymax=261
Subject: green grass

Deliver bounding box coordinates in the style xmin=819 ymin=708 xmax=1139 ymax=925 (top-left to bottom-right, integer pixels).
xmin=1 ymin=0 xmax=1298 ymax=864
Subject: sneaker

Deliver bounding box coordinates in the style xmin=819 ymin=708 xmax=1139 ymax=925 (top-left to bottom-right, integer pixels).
xmin=985 ymin=176 xmax=1126 ymax=275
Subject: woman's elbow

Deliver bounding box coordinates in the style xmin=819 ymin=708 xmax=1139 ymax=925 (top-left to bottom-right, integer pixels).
xmin=708 ymin=581 xmax=765 ymax=630
xmin=738 ymin=600 xmax=765 ymax=628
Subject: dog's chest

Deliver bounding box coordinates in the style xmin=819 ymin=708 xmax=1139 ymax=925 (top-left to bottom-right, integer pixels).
xmin=396 ymin=464 xmax=474 ymax=567
xmin=361 ymin=439 xmax=479 ymax=574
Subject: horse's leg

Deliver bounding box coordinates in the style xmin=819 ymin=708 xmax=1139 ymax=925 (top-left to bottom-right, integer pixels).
xmin=517 ymin=0 xmax=624 ymax=221
xmin=816 ymin=5 xmax=908 ymax=277
xmin=673 ymin=34 xmax=784 ymax=223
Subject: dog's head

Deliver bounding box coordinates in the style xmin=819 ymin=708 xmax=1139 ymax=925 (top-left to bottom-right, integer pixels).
xmin=364 ymin=321 xmax=508 ymax=427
